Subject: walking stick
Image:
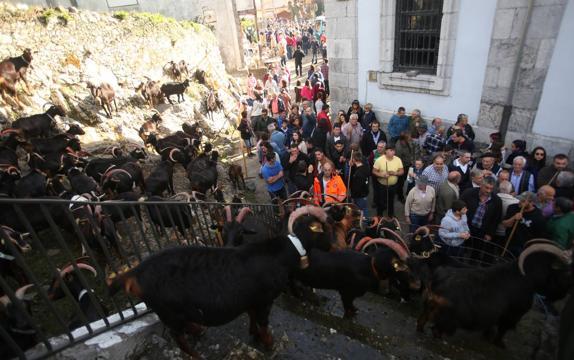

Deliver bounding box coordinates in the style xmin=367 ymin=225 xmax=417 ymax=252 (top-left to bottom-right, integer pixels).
xmin=546 ymin=170 xmax=561 ymax=186
xmin=385 ymin=161 xmax=390 ymax=216
xmin=501 ymin=198 xmax=529 ymax=257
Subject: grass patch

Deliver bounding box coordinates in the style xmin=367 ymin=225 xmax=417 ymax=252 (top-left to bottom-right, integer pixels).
xmin=182 ymin=20 xmax=203 ymax=32
xmin=38 ymin=7 xmax=71 ymax=25
xmin=112 ymin=10 xmax=129 ymax=21
xmin=132 ymin=12 xmax=177 ymax=25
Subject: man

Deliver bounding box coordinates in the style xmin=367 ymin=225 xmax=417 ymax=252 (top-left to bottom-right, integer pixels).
xmin=405 ymin=175 xmax=436 ymax=233
xmin=536 ymin=185 xmax=556 ymax=218
xmin=261 ymin=151 xmax=287 ymax=201
xmin=349 ymin=151 xmax=370 ymax=220
xmin=342 ymin=113 xmax=363 ymax=147
xmin=537 ymin=153 xmax=571 ymax=189
xmin=436 ymin=171 xmax=461 ymax=223
xmin=254 ymin=109 xmax=271 ymax=140
xmin=428 ymin=117 xmax=442 ymax=135
xmin=408 ymin=109 xmax=426 ymax=138
xmin=461 ymin=176 xmax=502 ymax=243
xmin=470 ymin=169 xmax=484 ymax=188
xmin=269 ymin=124 xmax=287 ymax=159
xmin=414 ymin=124 xmax=430 ymax=149
xmin=282 ymin=143 xmax=310 ymax=194
xmin=331 ymin=140 xmax=349 ymax=177
xmin=388 ymin=107 xmax=409 ymax=144
xmin=293 ymin=45 xmax=305 ymax=77
xmin=361 ymin=103 xmax=377 ymax=131
xmin=313 ymin=161 xmax=347 ymax=205
xmin=475 ymin=153 xmax=501 ymax=179
xmin=317 ymin=103 xmax=331 ymax=133
xmin=447 ymin=129 xmax=475 ymax=153
xmin=502 ymin=191 xmax=548 ymax=256
xmin=326 ymin=124 xmax=348 ymax=162
xmin=347 ymin=100 xmax=365 ymax=124
xmin=422 ymin=154 xmax=449 ymax=192
xmin=509 ymin=156 xmax=535 ymax=195
xmin=495 ymin=180 xmax=519 ymax=245
xmin=320 ymin=59 xmax=329 ymax=95
xmin=301 ymin=105 xmax=316 ymax=139
xmin=423 ymin=126 xmax=446 ymax=155
xmin=372 ymin=145 xmax=404 ymax=217
xmin=448 ymin=152 xmax=472 ymax=191
xmin=312 ymin=148 xmax=328 ymax=176
xmin=547 ymin=197 xmax=574 ymax=250
xmin=360 ymin=120 xmax=386 ymax=158
xmin=556 ymin=171 xmax=574 ymax=199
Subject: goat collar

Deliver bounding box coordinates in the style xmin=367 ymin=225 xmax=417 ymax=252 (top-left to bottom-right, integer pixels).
xmin=20 ymin=55 xmax=32 ymax=66
xmin=411 ymin=246 xmax=439 ymax=259
xmin=287 ymin=234 xmax=309 ymax=269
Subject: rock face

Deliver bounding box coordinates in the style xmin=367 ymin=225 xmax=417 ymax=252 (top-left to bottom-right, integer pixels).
xmin=0 ymin=4 xmax=241 ymax=147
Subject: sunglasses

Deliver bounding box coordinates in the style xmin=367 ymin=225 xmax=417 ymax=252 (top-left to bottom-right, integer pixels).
xmin=535 ymin=152 xmax=544 ymax=156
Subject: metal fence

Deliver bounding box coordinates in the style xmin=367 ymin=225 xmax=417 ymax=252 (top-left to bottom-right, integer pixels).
xmin=0 ymin=198 xmax=278 ymax=360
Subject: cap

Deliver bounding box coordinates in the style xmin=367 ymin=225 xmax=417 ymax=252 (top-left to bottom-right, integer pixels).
xmin=416 ymin=175 xmax=429 ymax=186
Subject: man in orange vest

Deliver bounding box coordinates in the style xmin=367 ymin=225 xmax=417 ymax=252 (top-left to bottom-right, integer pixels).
xmin=313 ymin=161 xmax=347 ymax=205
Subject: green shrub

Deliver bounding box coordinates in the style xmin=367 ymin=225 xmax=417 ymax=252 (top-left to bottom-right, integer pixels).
xmin=39 ymin=8 xmax=71 ymax=25
xmin=132 ymin=12 xmax=176 ymax=25
xmin=113 ymin=11 xmax=129 ymax=20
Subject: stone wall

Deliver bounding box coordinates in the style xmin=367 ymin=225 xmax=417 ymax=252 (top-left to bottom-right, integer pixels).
xmin=4 ymin=0 xmax=245 ymax=71
xmin=324 ymin=0 xmax=358 ymax=115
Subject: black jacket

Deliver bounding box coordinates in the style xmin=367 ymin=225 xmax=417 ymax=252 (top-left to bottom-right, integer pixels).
xmin=360 ymin=130 xmax=387 ymax=157
xmin=350 ymin=164 xmax=370 ymax=198
xmin=460 ymin=188 xmax=502 ymax=237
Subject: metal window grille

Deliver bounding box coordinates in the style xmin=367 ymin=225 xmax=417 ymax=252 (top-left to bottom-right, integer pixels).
xmin=394 ymin=0 xmax=444 ymax=75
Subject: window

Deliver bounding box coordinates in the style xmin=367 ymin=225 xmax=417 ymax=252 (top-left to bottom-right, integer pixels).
xmin=393 ymin=0 xmax=443 ymax=75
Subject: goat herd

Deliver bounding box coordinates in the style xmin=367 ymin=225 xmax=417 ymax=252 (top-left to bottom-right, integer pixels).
xmin=0 ymin=50 xmax=573 ymax=360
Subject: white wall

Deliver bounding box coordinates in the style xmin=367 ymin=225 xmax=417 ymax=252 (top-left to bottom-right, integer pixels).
xmin=532 ymin=0 xmax=574 ymax=141
xmin=357 ymin=0 xmax=497 ymax=124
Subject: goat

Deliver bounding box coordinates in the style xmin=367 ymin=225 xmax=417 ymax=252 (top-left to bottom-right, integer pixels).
xmin=67 ymin=167 xmax=99 ymax=198
xmin=12 ymin=105 xmax=65 ymax=138
xmin=205 ymin=89 xmax=222 ymax=121
xmin=0 ymin=168 xmax=20 ymax=197
xmin=137 ymin=79 xmax=163 ymax=107
xmin=87 ymin=82 xmax=118 ymax=118
xmin=107 ymin=205 xmax=332 ymax=358
xmin=144 ymin=195 xmax=195 ymax=239
xmin=0 ymin=225 xmax=31 ymax=287
xmin=47 ymin=258 xmax=107 ymax=330
xmin=416 ymin=240 xmax=572 ymax=347
xmin=138 ymin=112 xmax=162 ymax=145
xmin=0 ymin=49 xmax=33 ymax=108
xmin=161 ymin=79 xmax=190 ymax=104
xmin=13 ymin=164 xmax=48 ymax=198
xmin=0 ymin=285 xmax=38 ymax=359
xmin=29 ymin=134 xmax=81 ymax=155
xmin=100 ymin=162 xmax=145 ymax=196
xmin=84 ymin=148 xmax=146 ymax=183
xmin=145 ymin=161 xmax=174 ymax=196
xmin=186 ymin=151 xmax=219 ymax=195
xmin=228 ymin=164 xmax=245 ymax=190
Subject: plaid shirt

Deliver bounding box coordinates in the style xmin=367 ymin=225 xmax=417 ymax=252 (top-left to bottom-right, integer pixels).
xmin=423 ymin=133 xmax=446 ymax=153
xmin=471 ymin=196 xmax=491 ymax=229
xmin=422 ymin=165 xmax=449 ymax=191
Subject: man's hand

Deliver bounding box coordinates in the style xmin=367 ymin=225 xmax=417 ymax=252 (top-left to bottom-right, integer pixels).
xmin=514 ymin=213 xmax=523 ymax=221
xmin=460 ymin=232 xmax=471 ymax=240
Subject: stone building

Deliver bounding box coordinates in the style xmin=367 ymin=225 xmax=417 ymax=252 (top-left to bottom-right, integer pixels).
xmin=8 ymin=0 xmax=245 ymax=71
xmin=325 ymin=0 xmax=574 ymax=157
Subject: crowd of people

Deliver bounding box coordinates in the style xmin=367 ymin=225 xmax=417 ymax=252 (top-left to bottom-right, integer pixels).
xmin=237 ymin=25 xmax=573 ymax=259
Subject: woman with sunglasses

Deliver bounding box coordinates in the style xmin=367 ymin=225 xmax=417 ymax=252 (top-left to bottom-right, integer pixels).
xmin=527 ymin=146 xmax=547 ymax=184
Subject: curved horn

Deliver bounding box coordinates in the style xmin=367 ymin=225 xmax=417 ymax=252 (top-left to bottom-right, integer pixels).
xmin=354 ymin=236 xmax=373 ymax=251
xmin=523 ymin=238 xmax=560 ymax=249
xmin=380 ymin=227 xmax=411 ymax=255
xmin=224 ymin=206 xmax=232 ymax=223
xmin=43 ymin=102 xmax=55 ymax=111
xmin=190 ymin=191 xmax=205 ymax=202
xmin=15 ymin=284 xmax=35 ymax=300
xmin=288 ymin=205 xmax=327 ymax=235
xmin=414 ymin=226 xmax=431 ymax=237
xmin=236 ymin=207 xmax=252 ymax=223
xmin=518 ymin=243 xmax=570 ymax=275
xmin=281 ymin=197 xmax=313 ymax=207
xmin=362 ymin=238 xmax=409 ymax=261
xmin=150 ymin=109 xmax=160 ymax=114
xmin=59 ymin=262 xmax=97 ymax=278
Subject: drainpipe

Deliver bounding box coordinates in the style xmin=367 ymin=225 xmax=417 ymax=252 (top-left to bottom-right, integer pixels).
xmin=499 ymin=0 xmax=535 ymax=141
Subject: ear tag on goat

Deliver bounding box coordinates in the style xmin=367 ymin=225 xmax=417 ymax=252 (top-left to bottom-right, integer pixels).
xmin=415 ymin=235 xmax=422 ymax=242
xmin=300 ymin=255 xmax=309 ymax=269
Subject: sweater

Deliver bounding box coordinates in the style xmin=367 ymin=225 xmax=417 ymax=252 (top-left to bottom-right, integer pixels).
xmin=388 ymin=114 xmax=409 ymax=139
xmin=547 ymin=212 xmax=574 ymax=249
xmin=439 ymin=210 xmax=470 ymax=247
xmin=405 ymin=186 xmax=436 ymax=217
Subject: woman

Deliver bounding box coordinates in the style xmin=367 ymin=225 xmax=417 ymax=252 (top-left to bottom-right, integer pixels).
xmin=336 ymin=111 xmax=347 ymax=126
xmin=249 ymin=92 xmax=267 ymax=131
xmin=246 ymin=73 xmax=257 ymax=99
xmin=438 ymin=200 xmax=471 ymax=257
xmin=294 ymin=80 xmax=303 ymax=104
xmin=447 ymin=114 xmax=475 ymax=141
xmin=314 ymin=91 xmax=326 ymax=114
xmin=527 ymin=146 xmax=546 ymax=181
xmin=300 ymin=80 xmax=314 ymax=102
xmin=394 ymin=132 xmax=421 ymax=202
xmin=237 ymin=111 xmax=254 ymax=157
xmin=307 ymin=64 xmax=315 ymax=81
xmin=290 ymin=130 xmax=307 ymax=154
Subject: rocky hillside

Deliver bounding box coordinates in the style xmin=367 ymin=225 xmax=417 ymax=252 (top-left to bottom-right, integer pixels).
xmin=0 ymin=3 xmax=241 ymax=148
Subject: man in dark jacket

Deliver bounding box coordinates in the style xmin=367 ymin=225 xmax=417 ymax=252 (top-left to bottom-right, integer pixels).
xmin=460 ymin=177 xmax=502 ymax=259
xmin=360 ymin=120 xmax=386 ymax=157
xmin=537 ymin=153 xmax=571 ymax=188
xmin=448 ymin=151 xmax=472 ymax=191
xmin=282 ymin=143 xmax=310 ymax=194
xmin=326 ymin=124 xmax=348 ymax=162
xmin=293 ymin=45 xmax=305 ymax=76
xmin=350 ymin=151 xmax=370 ymax=219
xmin=502 ymin=191 xmax=548 ymax=256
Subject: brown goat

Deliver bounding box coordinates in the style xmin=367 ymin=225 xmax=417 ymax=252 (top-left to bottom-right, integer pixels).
xmin=228 ymin=164 xmax=245 ymax=190
xmin=87 ymin=82 xmax=118 ymax=118
xmin=0 ymin=49 xmax=33 ymax=108
xmin=139 ymin=112 xmax=163 ymax=145
xmin=136 ymin=79 xmax=163 ymax=108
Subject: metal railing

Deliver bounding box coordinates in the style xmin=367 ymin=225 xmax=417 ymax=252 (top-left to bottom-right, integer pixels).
xmin=0 ymin=198 xmax=278 ymax=360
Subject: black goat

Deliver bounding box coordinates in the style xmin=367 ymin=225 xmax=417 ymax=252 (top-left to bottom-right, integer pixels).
xmin=12 ymin=105 xmax=65 ymax=138
xmin=47 ymin=258 xmax=107 ymax=330
xmin=108 ymin=206 xmax=332 ymax=358
xmin=417 ymin=240 xmax=572 ymax=347
xmin=145 ymin=196 xmax=194 ymax=238
xmin=0 ymin=225 xmax=31 ymax=288
xmin=187 ymin=151 xmax=219 ymax=195
xmin=0 ymin=285 xmax=37 ymax=359
xmin=13 ymin=168 xmax=47 ymax=198
xmin=101 ymin=162 xmax=145 ymax=196
xmin=161 ymin=79 xmax=190 ymax=104
xmin=68 ymin=167 xmax=99 ymax=198
xmin=0 ymin=169 xmax=20 ymax=197
xmin=145 ymin=161 xmax=174 ymax=196
xmin=29 ymin=134 xmax=81 ymax=155
xmin=84 ymin=148 xmax=146 ymax=183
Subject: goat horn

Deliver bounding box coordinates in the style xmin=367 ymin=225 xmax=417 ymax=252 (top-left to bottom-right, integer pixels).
xmin=281 ymin=196 xmax=313 ymax=207
xmin=523 ymin=238 xmax=559 ymax=248
xmin=354 ymin=236 xmax=373 ymax=251
xmin=414 ymin=226 xmax=431 ymax=237
xmin=236 ymin=207 xmax=252 ymax=223
xmin=225 ymin=205 xmax=232 ymax=223
xmin=15 ymin=284 xmax=35 ymax=300
xmin=150 ymin=109 xmax=160 ymax=114
xmin=288 ymin=205 xmax=327 ymax=235
xmin=380 ymin=227 xmax=411 ymax=256
xmin=518 ymin=242 xmax=570 ymax=275
xmin=0 ymin=295 xmax=9 ymax=305
xmin=42 ymin=102 xmax=55 ymax=111
xmin=362 ymin=238 xmax=409 ymax=261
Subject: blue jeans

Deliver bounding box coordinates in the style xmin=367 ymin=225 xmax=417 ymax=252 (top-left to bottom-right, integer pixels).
xmin=409 ymin=214 xmax=428 ymax=233
xmin=352 ymin=197 xmax=369 ymax=224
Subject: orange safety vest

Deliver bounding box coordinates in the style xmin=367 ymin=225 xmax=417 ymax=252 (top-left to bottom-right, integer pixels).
xmin=313 ymin=174 xmax=347 ymax=205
